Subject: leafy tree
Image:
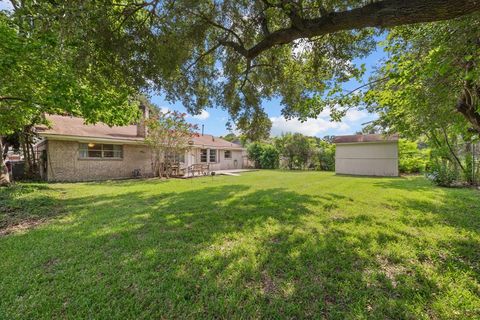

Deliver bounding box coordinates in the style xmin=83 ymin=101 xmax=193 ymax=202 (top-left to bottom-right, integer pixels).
xmin=10 ymin=1 xmax=479 ymax=140
xmin=364 ymin=17 xmax=480 ymax=184
xmin=247 ymin=142 xmax=279 ymax=169
xmin=398 ymin=139 xmax=429 ymax=174
xmin=0 ymin=7 xmax=139 ymax=185
xmin=145 ymin=110 xmax=198 ymax=178
xmin=259 ymin=144 xmax=280 ymax=169
xmin=221 ymin=133 xmax=238 ymax=142
xmin=366 ymin=16 xmax=480 ymax=136
xmin=275 ymin=133 xmax=314 ymax=169
xmin=315 ymin=138 xmax=336 ymax=171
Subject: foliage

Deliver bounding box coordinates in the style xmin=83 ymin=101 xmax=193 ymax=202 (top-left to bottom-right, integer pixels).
xmin=145 ymin=109 xmax=198 ymax=178
xmin=315 ymin=138 xmax=336 ymax=171
xmin=220 ymin=133 xmax=238 ymax=143
xmin=3 ymin=1 xmax=431 ymax=139
xmin=427 ymin=160 xmax=459 ymax=187
xmin=1 ymin=172 xmax=480 ymax=318
xmin=1 ymin=7 xmax=140 ymax=184
xmin=258 ymin=144 xmax=280 ymax=169
xmin=274 ymin=133 xmax=314 ymax=169
xmin=398 ymin=139 xmax=429 ymax=174
xmin=366 ymin=16 xmax=480 ymax=137
xmin=364 ymin=16 xmax=480 ymax=185
xmin=0 ymin=12 xmax=139 ymax=135
xmin=273 ymin=134 xmax=335 ymax=171
xmin=247 ymin=142 xmax=279 ymax=169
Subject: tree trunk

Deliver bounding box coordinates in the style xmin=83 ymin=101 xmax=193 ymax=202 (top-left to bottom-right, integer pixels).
xmin=456 ymin=61 xmax=480 ymax=134
xmin=0 ymin=138 xmax=11 ymax=186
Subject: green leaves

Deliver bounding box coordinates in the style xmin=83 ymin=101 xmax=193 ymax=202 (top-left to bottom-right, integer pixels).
xmin=0 ymin=7 xmax=139 ymax=136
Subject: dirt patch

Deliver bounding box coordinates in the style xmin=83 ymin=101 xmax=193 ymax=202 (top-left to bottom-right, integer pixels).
xmin=261 ymin=271 xmax=278 ymax=296
xmin=377 ymin=255 xmax=409 ymax=288
xmin=0 ymin=219 xmax=47 ymax=237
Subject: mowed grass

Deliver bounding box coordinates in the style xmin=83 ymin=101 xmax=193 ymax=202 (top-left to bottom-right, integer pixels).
xmin=0 ymin=171 xmax=479 ymax=319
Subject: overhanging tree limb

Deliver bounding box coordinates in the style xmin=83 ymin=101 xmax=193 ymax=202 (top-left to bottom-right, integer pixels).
xmin=220 ymin=0 xmax=480 ymax=59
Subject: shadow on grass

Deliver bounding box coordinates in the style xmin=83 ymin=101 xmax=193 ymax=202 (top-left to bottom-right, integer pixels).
xmin=0 ymin=183 xmax=65 ymax=234
xmin=1 ymin=180 xmax=479 ymax=318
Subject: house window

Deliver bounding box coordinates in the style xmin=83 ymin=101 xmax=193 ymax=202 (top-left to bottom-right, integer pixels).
xmin=224 ymin=150 xmax=232 ymax=159
xmin=209 ymin=149 xmax=217 ymax=163
xmin=79 ymin=143 xmax=123 ymax=159
xmin=165 ymin=152 xmax=185 ymax=163
xmin=200 ymin=149 xmax=207 ymax=162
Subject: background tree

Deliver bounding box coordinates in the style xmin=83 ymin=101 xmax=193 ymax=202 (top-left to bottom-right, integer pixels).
xmin=145 ymin=110 xmax=198 ymax=178
xmin=313 ymin=137 xmax=336 ymax=171
xmin=275 ymin=133 xmax=314 ymax=169
xmin=398 ymin=139 xmax=430 ymax=174
xmin=247 ymin=142 xmax=279 ymax=169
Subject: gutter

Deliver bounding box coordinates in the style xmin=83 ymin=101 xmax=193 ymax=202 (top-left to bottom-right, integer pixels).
xmin=37 ymin=134 xmax=246 ymax=150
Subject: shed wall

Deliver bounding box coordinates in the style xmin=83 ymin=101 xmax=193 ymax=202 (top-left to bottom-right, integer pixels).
xmin=335 ymin=142 xmax=398 ymax=176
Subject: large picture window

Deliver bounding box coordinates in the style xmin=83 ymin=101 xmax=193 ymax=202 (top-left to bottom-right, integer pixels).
xmin=79 ymin=143 xmax=123 ymax=159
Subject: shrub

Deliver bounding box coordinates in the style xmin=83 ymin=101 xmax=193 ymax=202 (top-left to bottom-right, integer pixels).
xmin=259 ymin=145 xmax=280 ymax=169
xmin=247 ymin=142 xmax=264 ymax=168
xmin=398 ymin=139 xmax=429 ymax=174
xmin=426 ymin=161 xmax=458 ymax=187
xmin=247 ymin=142 xmax=279 ymax=169
xmin=316 ymin=142 xmax=335 ymax=171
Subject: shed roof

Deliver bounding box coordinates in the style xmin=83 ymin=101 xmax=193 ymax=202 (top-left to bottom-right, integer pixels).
xmin=334 ymin=134 xmax=399 ymax=144
xmin=36 ymin=115 xmax=243 ymax=149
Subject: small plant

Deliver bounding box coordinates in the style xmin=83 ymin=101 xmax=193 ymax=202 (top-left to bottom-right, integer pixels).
xmin=426 ymin=161 xmax=458 ymax=187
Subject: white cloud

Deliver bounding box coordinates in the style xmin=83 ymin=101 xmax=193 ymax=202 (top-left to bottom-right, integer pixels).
xmin=270 ymin=116 xmax=350 ymax=137
xmin=160 ymin=107 xmax=170 ymax=113
xmin=0 ymin=1 xmax=13 ymax=12
xmin=191 ymin=110 xmax=210 ymax=120
xmin=345 ymin=109 xmax=369 ymax=122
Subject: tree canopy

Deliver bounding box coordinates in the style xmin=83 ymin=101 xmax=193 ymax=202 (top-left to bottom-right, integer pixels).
xmin=366 ymin=15 xmax=480 ymax=137
xmin=4 ymin=0 xmax=478 ymax=139
xmin=0 ymin=11 xmax=139 ymax=136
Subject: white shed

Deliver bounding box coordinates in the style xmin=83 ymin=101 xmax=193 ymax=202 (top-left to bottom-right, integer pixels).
xmin=334 ymin=134 xmax=399 ymax=177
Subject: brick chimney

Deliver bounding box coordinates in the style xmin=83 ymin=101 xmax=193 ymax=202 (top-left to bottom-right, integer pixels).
xmin=137 ymin=104 xmax=149 ymax=138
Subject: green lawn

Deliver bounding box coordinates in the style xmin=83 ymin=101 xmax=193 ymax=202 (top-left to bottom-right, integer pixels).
xmin=1 ymin=171 xmax=479 ymax=319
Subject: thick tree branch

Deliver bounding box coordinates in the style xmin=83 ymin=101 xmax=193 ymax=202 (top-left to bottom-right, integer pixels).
xmin=222 ymin=0 xmax=480 ymax=59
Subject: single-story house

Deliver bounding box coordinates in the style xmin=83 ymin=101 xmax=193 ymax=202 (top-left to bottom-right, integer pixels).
xmin=334 ymin=134 xmax=399 ymax=177
xmin=35 ymin=113 xmax=247 ymax=182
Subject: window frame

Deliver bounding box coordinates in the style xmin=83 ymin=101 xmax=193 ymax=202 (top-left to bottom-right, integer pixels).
xmin=165 ymin=151 xmax=185 ymax=163
xmin=79 ymin=143 xmax=123 ymax=160
xmin=200 ymin=149 xmax=208 ymax=163
xmin=209 ymin=149 xmax=217 ymax=163
xmin=224 ymin=150 xmax=232 ymax=159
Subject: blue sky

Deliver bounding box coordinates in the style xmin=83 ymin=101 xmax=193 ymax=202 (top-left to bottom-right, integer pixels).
xmin=1 ymin=0 xmax=386 ymax=138
xmin=153 ymin=47 xmax=387 ymax=138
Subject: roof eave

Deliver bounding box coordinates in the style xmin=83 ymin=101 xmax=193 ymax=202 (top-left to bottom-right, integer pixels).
xmin=335 ymin=140 xmax=398 ymax=145
xmin=38 ymin=133 xmax=145 ymax=145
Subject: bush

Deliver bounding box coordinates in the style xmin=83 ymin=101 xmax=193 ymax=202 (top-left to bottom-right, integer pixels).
xmin=259 ymin=145 xmax=280 ymax=169
xmin=316 ymin=142 xmax=335 ymax=171
xmin=398 ymin=139 xmax=429 ymax=174
xmin=426 ymin=161 xmax=458 ymax=187
xmin=247 ymin=142 xmax=279 ymax=169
